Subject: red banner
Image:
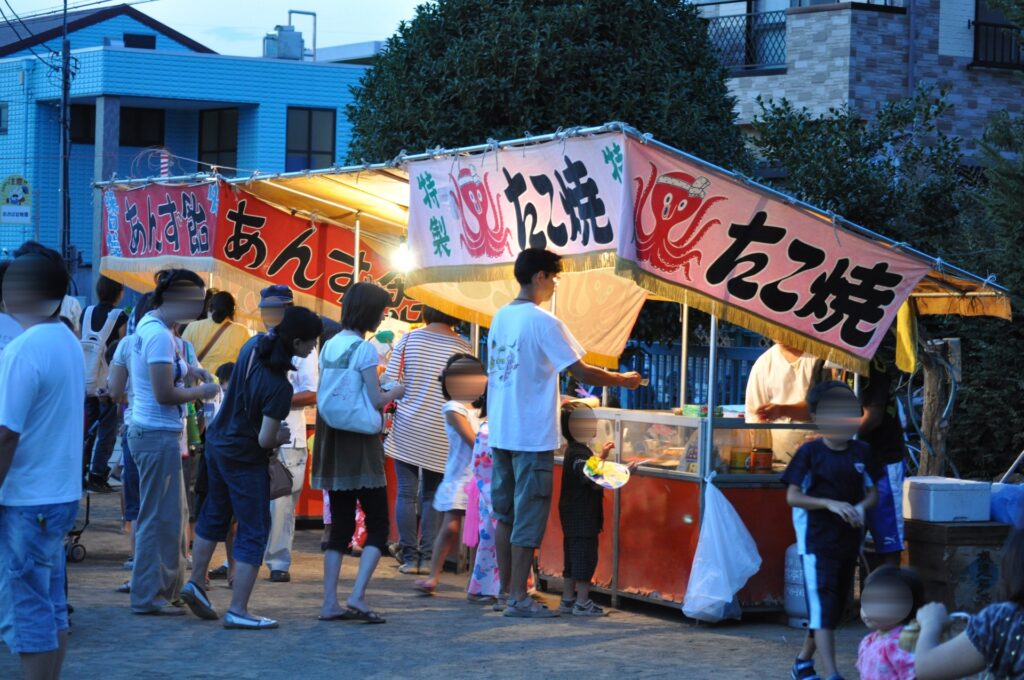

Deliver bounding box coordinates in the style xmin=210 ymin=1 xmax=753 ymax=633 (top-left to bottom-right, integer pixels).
xmin=102 ymin=181 xmax=421 ymax=323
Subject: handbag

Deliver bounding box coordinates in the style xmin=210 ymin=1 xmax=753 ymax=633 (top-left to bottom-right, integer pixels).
xmin=240 ymin=348 xmax=295 ymax=500
xmin=318 ymin=337 xmax=383 ymax=434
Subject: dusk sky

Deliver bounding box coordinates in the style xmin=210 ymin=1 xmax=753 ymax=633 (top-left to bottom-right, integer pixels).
xmin=13 ymin=0 xmax=423 ymax=56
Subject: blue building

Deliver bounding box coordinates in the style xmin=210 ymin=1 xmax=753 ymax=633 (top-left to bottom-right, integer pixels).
xmin=0 ymin=4 xmax=366 ymax=293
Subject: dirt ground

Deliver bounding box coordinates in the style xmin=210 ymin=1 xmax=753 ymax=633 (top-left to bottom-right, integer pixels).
xmin=0 ymin=493 xmax=866 ymax=679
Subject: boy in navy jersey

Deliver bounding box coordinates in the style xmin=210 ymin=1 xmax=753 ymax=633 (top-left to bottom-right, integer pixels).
xmin=783 ymin=381 xmax=879 ymax=680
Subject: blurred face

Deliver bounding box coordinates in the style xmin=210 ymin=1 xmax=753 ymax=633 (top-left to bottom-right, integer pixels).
xmin=532 ymin=270 xmax=559 ymax=302
xmin=293 ymin=337 xmax=317 ymax=359
xmin=567 ymin=407 xmax=599 ymax=444
xmin=443 ymin=358 xmax=487 ymax=403
xmin=261 ymin=305 xmax=286 ymax=331
xmin=160 ymin=284 xmax=206 ymax=323
xmin=3 ymin=257 xmax=63 ymax=325
xmin=860 ymin=580 xmax=912 ymax=631
xmin=812 ymin=390 xmax=862 ymax=441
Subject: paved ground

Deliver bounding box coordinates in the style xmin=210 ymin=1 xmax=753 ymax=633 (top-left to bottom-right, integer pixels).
xmin=2 ymin=494 xmax=866 ymax=679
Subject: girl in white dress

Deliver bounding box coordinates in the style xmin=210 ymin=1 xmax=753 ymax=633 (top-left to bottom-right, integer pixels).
xmin=414 ymin=354 xmax=487 ymax=594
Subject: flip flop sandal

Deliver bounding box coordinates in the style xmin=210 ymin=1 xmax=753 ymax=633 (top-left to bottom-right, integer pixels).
xmin=346 ymin=607 xmax=386 ymax=624
xmin=318 ymin=610 xmax=357 ymax=621
xmin=413 ymin=581 xmax=436 ymax=595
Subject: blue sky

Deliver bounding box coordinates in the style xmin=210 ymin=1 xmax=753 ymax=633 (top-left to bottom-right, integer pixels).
xmin=12 ymin=0 xmax=423 ymax=56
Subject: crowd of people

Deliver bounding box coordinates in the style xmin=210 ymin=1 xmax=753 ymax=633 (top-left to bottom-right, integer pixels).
xmin=0 ymin=243 xmax=1021 ymax=680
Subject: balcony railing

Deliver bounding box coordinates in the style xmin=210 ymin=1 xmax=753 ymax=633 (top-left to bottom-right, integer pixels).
xmin=973 ymin=20 xmax=1024 ymax=70
xmin=705 ymin=10 xmax=787 ymax=71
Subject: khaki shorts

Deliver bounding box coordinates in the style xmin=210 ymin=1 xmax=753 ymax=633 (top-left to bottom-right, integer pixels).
xmin=491 ymin=448 xmax=554 ymax=549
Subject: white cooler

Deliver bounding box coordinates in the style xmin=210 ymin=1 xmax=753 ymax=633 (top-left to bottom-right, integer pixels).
xmin=903 ymin=476 xmax=991 ymax=522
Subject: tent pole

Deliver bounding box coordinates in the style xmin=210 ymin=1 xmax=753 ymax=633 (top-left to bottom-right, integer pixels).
xmin=680 ymin=304 xmax=689 ymax=408
xmin=701 ymin=315 xmax=719 ymax=523
xmin=470 ymin=323 xmax=480 ymax=358
xmin=353 ymin=213 xmax=362 ymax=285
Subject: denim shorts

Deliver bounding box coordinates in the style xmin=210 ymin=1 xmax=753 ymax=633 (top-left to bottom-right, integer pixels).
xmin=491 ymin=448 xmax=554 ymax=549
xmin=194 ymin=447 xmax=270 ymax=567
xmin=0 ymin=501 xmax=79 ymax=654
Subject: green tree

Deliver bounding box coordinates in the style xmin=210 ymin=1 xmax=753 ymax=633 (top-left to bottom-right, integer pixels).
xmin=346 ymin=0 xmax=747 ymax=170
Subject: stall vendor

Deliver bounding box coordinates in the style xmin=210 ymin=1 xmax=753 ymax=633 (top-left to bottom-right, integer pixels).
xmin=745 ymin=342 xmax=819 ymax=462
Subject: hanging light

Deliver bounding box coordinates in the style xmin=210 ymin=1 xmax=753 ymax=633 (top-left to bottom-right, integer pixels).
xmin=392 ymin=241 xmax=416 ymax=273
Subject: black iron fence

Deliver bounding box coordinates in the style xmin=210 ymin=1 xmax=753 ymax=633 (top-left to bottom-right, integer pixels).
xmin=973 ymin=20 xmax=1024 ymax=70
xmin=705 ymin=10 xmax=787 ymax=71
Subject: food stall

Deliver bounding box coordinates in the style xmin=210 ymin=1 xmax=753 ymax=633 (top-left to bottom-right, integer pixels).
xmin=96 ymin=121 xmax=1011 ymax=609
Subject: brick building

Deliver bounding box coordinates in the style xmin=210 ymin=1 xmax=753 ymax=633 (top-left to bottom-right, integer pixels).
xmin=697 ymin=0 xmax=1023 ymax=154
xmin=0 ymin=4 xmax=364 ymax=292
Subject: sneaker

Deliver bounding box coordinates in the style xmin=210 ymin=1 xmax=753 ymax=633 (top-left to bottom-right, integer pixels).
xmin=115 ymin=581 xmax=131 ymax=594
xmin=123 ymin=557 xmax=135 ymax=571
xmin=558 ymin=598 xmax=577 ymax=614
xmin=397 ymin=562 xmax=419 ymax=575
xmin=85 ymin=478 xmax=115 ymax=494
xmin=503 ymin=598 xmax=559 ymax=619
xmin=208 ymin=564 xmax=229 ymax=580
xmin=269 ymin=570 xmax=291 ymax=583
xmin=791 ymin=658 xmax=817 ymax=680
xmin=387 ymin=542 xmax=404 ymax=565
xmin=572 ymin=600 xmax=607 ymax=617
xmin=180 ymin=581 xmax=219 ymax=620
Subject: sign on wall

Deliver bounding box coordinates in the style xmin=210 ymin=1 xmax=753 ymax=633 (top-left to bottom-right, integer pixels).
xmin=1 ymin=175 xmax=32 ymax=225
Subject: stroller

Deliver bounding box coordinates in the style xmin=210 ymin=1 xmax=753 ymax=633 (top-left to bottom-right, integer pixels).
xmin=67 ymin=400 xmax=118 ymax=563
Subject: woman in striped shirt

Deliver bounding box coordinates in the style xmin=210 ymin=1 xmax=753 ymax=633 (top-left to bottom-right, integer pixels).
xmin=383 ymin=307 xmax=470 ymax=574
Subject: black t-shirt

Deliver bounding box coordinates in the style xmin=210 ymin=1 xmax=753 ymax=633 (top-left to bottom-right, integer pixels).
xmin=781 ymin=438 xmax=877 ymax=560
xmin=558 ymin=442 xmax=605 ymax=537
xmin=205 ymin=336 xmax=293 ymax=465
xmin=858 ymin=359 xmax=906 ymax=466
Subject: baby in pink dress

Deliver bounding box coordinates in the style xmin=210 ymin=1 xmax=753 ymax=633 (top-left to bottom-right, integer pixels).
xmin=856 ymin=566 xmax=924 ymax=680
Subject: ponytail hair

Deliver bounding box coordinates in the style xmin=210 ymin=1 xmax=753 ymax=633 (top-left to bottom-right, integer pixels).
xmin=255 ymin=306 xmax=323 ymax=374
xmin=209 ymin=291 xmax=236 ymax=324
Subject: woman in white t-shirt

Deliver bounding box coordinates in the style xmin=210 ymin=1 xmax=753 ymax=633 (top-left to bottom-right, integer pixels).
xmin=313 ymin=282 xmax=405 ymax=624
xmin=414 ymin=354 xmax=486 ymax=597
xmin=127 ymin=270 xmax=219 ymax=616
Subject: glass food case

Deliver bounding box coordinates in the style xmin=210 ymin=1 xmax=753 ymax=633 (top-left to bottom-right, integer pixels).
xmin=537 ymin=408 xmax=816 ymax=610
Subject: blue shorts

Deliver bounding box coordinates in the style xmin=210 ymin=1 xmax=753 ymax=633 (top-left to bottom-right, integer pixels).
xmin=194 ymin=448 xmax=270 ymax=567
xmin=867 ymin=462 xmax=905 ymax=555
xmin=802 ymin=553 xmax=856 ymax=630
xmin=0 ymin=501 xmax=79 ymax=654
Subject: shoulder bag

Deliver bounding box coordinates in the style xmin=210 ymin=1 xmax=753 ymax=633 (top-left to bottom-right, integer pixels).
xmin=240 ymin=347 xmax=294 ymax=500
xmin=197 ymin=321 xmax=230 ymax=365
xmin=318 ymin=338 xmax=383 ymax=435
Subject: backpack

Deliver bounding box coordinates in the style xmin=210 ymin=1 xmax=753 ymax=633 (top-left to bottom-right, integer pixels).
xmin=317 ymin=336 xmax=382 ymax=435
xmin=81 ymin=306 xmax=123 ymax=396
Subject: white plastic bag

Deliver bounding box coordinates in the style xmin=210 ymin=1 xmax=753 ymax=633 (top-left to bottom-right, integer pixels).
xmin=682 ymin=472 xmax=762 ymax=622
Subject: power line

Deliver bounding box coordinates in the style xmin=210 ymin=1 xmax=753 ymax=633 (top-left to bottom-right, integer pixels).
xmin=20 ymin=0 xmax=158 ymax=21
xmin=0 ymin=4 xmax=58 ymax=70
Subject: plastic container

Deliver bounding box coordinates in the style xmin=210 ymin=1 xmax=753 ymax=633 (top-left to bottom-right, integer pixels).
xmin=991 ymin=483 xmax=1024 ymax=528
xmin=903 ymin=477 xmax=991 ymax=522
xmin=784 ymin=543 xmax=809 ymax=629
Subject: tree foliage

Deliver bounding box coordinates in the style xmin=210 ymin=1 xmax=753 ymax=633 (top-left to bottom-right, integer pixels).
xmin=752 ymin=88 xmax=1024 ymax=479
xmin=346 ymin=0 xmax=748 ymax=170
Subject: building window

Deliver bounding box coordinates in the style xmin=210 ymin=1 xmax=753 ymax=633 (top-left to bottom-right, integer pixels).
xmin=286 ymin=107 xmax=335 ymax=172
xmin=123 ymin=33 xmax=156 ymax=49
xmin=0 ymin=103 xmax=8 ymax=134
xmin=199 ymin=108 xmax=239 ymax=174
xmin=700 ymin=0 xmax=787 ymax=72
xmin=70 ymin=104 xmax=96 ymax=144
xmin=973 ymin=0 xmax=1023 ymax=70
xmin=120 ymin=107 xmax=164 ymax=147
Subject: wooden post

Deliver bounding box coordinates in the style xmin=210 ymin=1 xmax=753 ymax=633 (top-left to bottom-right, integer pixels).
xmin=919 ymin=338 xmax=961 ymax=477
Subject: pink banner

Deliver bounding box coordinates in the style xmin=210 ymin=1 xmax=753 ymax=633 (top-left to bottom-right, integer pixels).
xmin=622 ymin=138 xmax=929 ymax=358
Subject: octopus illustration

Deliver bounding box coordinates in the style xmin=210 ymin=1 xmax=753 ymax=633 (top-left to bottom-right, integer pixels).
xmin=450 ymin=167 xmax=513 ymax=259
xmin=633 ymin=163 xmax=726 ymax=280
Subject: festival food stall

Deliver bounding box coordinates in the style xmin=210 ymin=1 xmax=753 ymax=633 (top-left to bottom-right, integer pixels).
xmin=97 ymin=121 xmax=1011 ymax=610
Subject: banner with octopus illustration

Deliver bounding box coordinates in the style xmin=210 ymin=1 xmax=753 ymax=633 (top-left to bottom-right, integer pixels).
xmin=406 ymin=132 xmax=932 ymax=364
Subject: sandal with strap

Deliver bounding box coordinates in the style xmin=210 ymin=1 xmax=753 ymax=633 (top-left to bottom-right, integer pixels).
xmin=413 ymin=580 xmax=436 ymax=595
xmin=346 ymin=606 xmax=386 ymax=624
xmin=503 ymin=598 xmax=559 ymax=619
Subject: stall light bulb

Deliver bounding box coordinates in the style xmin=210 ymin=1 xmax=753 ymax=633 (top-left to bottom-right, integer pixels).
xmin=392 ymin=242 xmax=415 ymax=273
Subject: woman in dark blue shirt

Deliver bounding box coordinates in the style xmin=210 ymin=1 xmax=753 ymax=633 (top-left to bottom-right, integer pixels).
xmin=181 ymin=306 xmax=322 ymax=630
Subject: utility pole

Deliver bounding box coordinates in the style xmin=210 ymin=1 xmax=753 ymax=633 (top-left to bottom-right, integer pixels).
xmin=59 ymin=0 xmax=72 ymax=272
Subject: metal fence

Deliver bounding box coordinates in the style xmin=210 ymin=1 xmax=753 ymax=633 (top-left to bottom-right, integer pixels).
xmin=973 ymin=21 xmax=1024 ymax=70
xmin=705 ymin=10 xmax=787 ymax=70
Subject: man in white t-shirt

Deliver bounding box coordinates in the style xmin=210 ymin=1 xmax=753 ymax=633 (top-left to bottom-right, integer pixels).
xmin=0 ymin=247 xmax=84 ymax=678
xmin=258 ymin=285 xmax=319 ymax=583
xmin=745 ymin=342 xmax=819 ymax=462
xmin=488 ymin=248 xmax=643 ymax=619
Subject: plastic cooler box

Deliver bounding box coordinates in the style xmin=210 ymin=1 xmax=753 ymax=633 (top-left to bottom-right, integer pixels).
xmin=903 ymin=476 xmax=992 ymax=522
